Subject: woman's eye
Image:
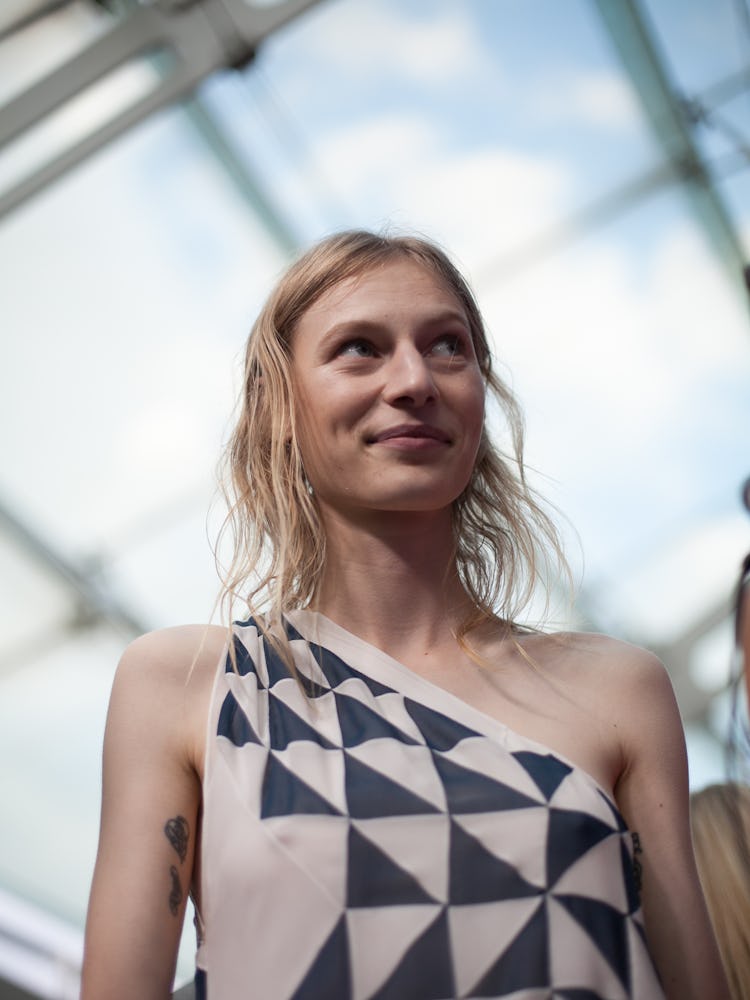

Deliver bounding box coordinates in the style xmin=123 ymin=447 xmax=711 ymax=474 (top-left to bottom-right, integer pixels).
xmin=339 ymin=339 xmax=375 ymax=358
xmin=431 ymin=335 xmax=462 ymax=357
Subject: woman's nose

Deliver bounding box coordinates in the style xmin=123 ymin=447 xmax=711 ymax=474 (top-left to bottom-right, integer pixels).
xmin=381 ymin=345 xmax=438 ymax=407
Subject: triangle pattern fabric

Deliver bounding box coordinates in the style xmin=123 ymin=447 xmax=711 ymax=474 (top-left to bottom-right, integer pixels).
xmin=289 ymin=914 xmax=352 ymax=1000
xmin=554 ymin=990 xmax=610 ymax=1000
xmin=283 ymin=619 xmax=306 ymax=643
xmin=344 ymin=753 xmax=441 ymax=819
xmin=279 ymin=635 xmax=335 ymax=697
xmin=556 ymin=894 xmax=631 ymax=994
xmin=627 ymin=919 xmax=665 ymax=998
xmin=467 ymin=899 xmax=549 ymax=996
xmin=202 ymin=612 xmax=665 ymax=1000
xmin=551 ymin=834 xmax=630 ymax=913
xmin=403 ymin=697 xmax=482 ymax=750
xmin=449 ymin=896 xmax=542 ymax=996
xmin=226 ymin=633 xmax=260 ymax=679
xmin=547 ymin=808 xmax=618 ymax=887
xmin=262 ymin=635 xmax=297 ymax=689
xmin=368 ymin=908 xmax=455 ymax=1000
xmin=351 ymin=815 xmax=450 ymax=904
xmin=346 ymin=906 xmax=442 ymax=1000
xmin=335 ymin=691 xmax=420 ymax=747
xmin=309 ymin=641 xmax=396 ymax=697
xmin=216 ymin=689 xmax=260 ymax=747
xmin=548 ymin=896 xmax=629 ymax=998
xmin=260 ymin=752 xmax=342 ymax=819
xmin=268 ymin=689 xmax=339 ymax=751
xmin=271 ymin=743 xmax=348 ymax=816
xmin=512 ymin=750 xmax=573 ymax=800
xmin=347 ymin=825 xmax=438 ymax=907
xmin=296 ymin=670 xmax=332 ymax=700
xmin=449 ymin=819 xmax=542 ymax=905
xmin=346 ymin=743 xmax=447 ymax=813
xmin=451 ymin=809 xmax=547 ymax=889
xmin=432 ymin=751 xmax=541 ymax=814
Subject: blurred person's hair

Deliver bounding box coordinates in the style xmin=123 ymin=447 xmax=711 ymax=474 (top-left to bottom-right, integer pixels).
xmin=690 ymin=782 xmax=750 ymax=1000
xmin=728 ymin=477 xmax=750 ymax=781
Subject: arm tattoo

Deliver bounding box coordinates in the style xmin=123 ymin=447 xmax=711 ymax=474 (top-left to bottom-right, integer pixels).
xmin=169 ymin=865 xmax=183 ymax=917
xmin=631 ymin=831 xmax=643 ymax=896
xmin=164 ymin=815 xmax=189 ymax=864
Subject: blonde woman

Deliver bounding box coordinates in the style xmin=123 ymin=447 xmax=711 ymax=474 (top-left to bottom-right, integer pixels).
xmin=691 ymin=783 xmax=750 ymax=1000
xmin=81 ymin=231 xmax=728 ymax=999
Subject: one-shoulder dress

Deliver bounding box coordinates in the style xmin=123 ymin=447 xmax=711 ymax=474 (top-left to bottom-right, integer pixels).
xmin=194 ymin=611 xmax=665 ymax=1000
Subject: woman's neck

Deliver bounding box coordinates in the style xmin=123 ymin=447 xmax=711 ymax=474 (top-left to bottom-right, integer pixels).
xmin=312 ymin=507 xmax=473 ymax=659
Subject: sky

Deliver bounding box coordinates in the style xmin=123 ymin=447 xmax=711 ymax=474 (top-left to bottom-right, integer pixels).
xmin=0 ymin=0 xmax=749 ymax=982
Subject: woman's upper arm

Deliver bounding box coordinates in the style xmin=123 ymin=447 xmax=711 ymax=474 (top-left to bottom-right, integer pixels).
xmin=81 ymin=628 xmax=210 ymax=1000
xmin=612 ymin=647 xmax=729 ymax=1000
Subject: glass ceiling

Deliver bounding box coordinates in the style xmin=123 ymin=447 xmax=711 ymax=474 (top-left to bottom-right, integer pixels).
xmin=1 ymin=0 xmax=749 ymax=995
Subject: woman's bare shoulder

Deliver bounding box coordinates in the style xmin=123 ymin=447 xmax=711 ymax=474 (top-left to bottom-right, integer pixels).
xmin=106 ymin=625 xmax=229 ymax=771
xmin=545 ymin=630 xmax=678 ymax=727
xmin=111 ymin=624 xmax=229 ymax=714
xmin=542 ymin=629 xmax=665 ymax=674
xmin=530 ymin=629 xmax=675 ymax=713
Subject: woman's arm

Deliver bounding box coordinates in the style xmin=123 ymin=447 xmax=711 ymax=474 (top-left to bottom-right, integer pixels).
xmin=612 ymin=645 xmax=730 ymax=1000
xmin=81 ymin=627 xmax=218 ymax=1000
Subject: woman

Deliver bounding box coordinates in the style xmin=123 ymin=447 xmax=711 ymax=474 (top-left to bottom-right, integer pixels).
xmin=691 ymin=783 xmax=750 ymax=1000
xmin=81 ymin=230 xmax=728 ymax=999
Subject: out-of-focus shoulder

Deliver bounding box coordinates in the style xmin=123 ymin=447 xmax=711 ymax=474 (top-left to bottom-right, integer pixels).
xmin=116 ymin=624 xmax=228 ymax=689
xmin=547 ymin=630 xmax=668 ymax=683
xmin=554 ymin=629 xmax=658 ymax=657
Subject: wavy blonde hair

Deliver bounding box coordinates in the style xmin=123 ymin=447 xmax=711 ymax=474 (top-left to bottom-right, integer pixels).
xmin=690 ymin=782 xmax=750 ymax=1000
xmin=217 ymin=229 xmax=568 ymax=651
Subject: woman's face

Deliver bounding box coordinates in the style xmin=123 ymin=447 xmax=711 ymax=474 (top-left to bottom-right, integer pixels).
xmin=289 ymin=257 xmax=485 ymax=525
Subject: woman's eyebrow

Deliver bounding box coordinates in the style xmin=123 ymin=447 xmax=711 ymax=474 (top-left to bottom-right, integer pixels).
xmin=420 ymin=308 xmax=471 ymax=330
xmin=321 ymin=309 xmax=470 ymax=343
xmin=320 ymin=319 xmax=384 ymax=343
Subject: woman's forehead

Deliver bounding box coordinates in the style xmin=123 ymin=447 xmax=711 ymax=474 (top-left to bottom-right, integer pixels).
xmin=296 ymin=257 xmax=468 ymax=334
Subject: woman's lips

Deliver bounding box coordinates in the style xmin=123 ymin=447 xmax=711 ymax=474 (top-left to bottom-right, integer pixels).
xmin=368 ymin=424 xmax=451 ymax=446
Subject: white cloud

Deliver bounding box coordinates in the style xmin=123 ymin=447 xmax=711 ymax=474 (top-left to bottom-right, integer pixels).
xmin=313 ymin=113 xmax=570 ymax=265
xmin=478 ymin=220 xmax=748 ymax=441
xmin=567 ymin=72 xmax=642 ymax=129
xmin=314 ymin=114 xmax=437 ymax=199
xmin=647 ymin=222 xmax=750 ymax=370
xmin=474 ymin=213 xmax=750 ymax=608
xmin=392 ymin=147 xmax=570 ymax=266
xmin=526 ymin=70 xmax=642 ymax=131
xmin=299 ymin=0 xmax=498 ymax=87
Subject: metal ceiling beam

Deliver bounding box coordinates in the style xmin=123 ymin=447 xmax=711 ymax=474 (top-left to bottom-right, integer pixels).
xmin=0 ymin=0 xmax=321 ymax=221
xmin=182 ymin=90 xmax=300 ymax=255
xmin=591 ymin=0 xmax=748 ymax=303
xmin=0 ymin=494 xmax=148 ymax=638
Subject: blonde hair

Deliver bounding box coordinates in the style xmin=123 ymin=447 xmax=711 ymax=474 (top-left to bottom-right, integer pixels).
xmin=690 ymin=782 xmax=750 ymax=1000
xmin=217 ymin=229 xmax=568 ymax=650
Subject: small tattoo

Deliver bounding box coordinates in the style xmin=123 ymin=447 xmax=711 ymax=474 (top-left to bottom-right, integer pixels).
xmin=169 ymin=865 xmax=182 ymax=916
xmin=631 ymin=831 xmax=643 ymax=895
xmin=164 ymin=815 xmax=189 ymax=863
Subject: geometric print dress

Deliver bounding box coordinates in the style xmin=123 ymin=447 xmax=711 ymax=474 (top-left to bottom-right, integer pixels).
xmin=194 ymin=611 xmax=665 ymax=1000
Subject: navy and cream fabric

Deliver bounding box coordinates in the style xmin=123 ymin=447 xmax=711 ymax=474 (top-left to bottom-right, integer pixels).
xmin=196 ymin=611 xmax=664 ymax=999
